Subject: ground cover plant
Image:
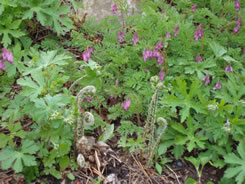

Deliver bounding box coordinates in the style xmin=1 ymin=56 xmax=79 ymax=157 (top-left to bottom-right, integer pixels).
xmin=0 ymin=0 xmax=245 ymax=183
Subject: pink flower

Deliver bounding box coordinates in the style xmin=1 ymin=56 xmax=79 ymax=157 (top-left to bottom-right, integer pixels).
xmin=201 ymin=74 xmax=210 ymax=87
xmin=59 ymin=14 xmax=65 ymax=18
xmin=155 ymin=41 xmax=163 ymax=50
xmin=110 ymin=95 xmax=114 ymax=100
xmin=235 ymin=0 xmax=240 ymax=11
xmin=234 ymin=18 xmax=242 ymax=34
xmin=166 ymin=32 xmax=171 ymax=38
xmin=122 ymin=98 xmax=131 ymax=111
xmin=145 ymin=69 xmax=149 ymax=72
xmin=115 ymin=78 xmax=118 ymax=87
xmin=143 ymin=50 xmax=153 ymax=62
xmin=118 ymin=31 xmax=125 ymax=42
xmin=192 ymin=4 xmax=197 ymax=12
xmin=157 ymin=55 xmax=164 ymax=66
xmin=132 ymin=32 xmax=139 ymax=45
xmin=1 ymin=48 xmax=13 ymax=64
xmin=112 ymin=4 xmax=117 ymax=14
xmin=159 ymin=70 xmax=164 ymax=81
xmin=225 ymin=65 xmax=233 ymax=72
xmin=152 ymin=50 xmax=160 ymax=58
xmin=194 ymin=26 xmax=204 ymax=41
xmin=82 ymin=47 xmax=94 ymax=63
xmin=243 ymin=48 xmax=245 ymax=54
xmin=83 ymin=97 xmax=94 ymax=103
xmin=0 ymin=60 xmax=6 ymax=71
xmin=195 ymin=55 xmax=203 ymax=63
xmin=213 ymin=82 xmax=222 ymax=90
xmin=174 ymin=26 xmax=179 ymax=37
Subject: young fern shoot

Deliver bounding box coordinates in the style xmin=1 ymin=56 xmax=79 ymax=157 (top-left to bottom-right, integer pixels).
xmin=144 ymin=76 xmax=168 ymax=168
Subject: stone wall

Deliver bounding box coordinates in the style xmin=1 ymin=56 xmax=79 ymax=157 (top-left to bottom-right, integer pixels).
xmin=77 ymin=0 xmax=139 ymax=21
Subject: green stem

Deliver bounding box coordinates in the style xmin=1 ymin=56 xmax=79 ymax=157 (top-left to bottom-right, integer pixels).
xmin=69 ymin=75 xmax=87 ymax=93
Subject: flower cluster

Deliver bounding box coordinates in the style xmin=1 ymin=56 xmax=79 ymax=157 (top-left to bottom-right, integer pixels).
xmin=82 ymin=97 xmax=94 ymax=103
xmin=159 ymin=70 xmax=164 ymax=81
xmin=118 ymin=31 xmax=125 ymax=43
xmin=0 ymin=48 xmax=13 ymax=71
xmin=225 ymin=65 xmax=233 ymax=72
xmin=122 ymin=98 xmax=131 ymax=111
xmin=174 ymin=26 xmax=179 ymax=37
xmin=82 ymin=47 xmax=94 ymax=63
xmin=194 ymin=25 xmax=204 ymax=41
xmin=213 ymin=82 xmax=222 ymax=90
xmin=155 ymin=41 xmax=163 ymax=50
xmin=235 ymin=0 xmax=240 ymax=11
xmin=143 ymin=49 xmax=164 ymax=66
xmin=201 ymin=74 xmax=210 ymax=87
xmin=192 ymin=4 xmax=197 ymax=12
xmin=233 ymin=18 xmax=242 ymax=34
xmin=165 ymin=32 xmax=171 ymax=38
xmin=195 ymin=54 xmax=203 ymax=63
xmin=112 ymin=4 xmax=117 ymax=14
xmin=132 ymin=32 xmax=139 ymax=45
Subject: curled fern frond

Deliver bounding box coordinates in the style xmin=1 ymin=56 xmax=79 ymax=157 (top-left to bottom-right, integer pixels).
xmin=83 ymin=112 xmax=94 ymax=126
xmin=74 ymin=85 xmax=96 ymax=155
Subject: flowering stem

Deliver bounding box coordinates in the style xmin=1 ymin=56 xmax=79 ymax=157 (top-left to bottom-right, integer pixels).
xmin=121 ymin=10 xmax=126 ymax=28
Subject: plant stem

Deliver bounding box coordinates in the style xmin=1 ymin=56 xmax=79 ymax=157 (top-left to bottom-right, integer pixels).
xmin=69 ymin=75 xmax=87 ymax=93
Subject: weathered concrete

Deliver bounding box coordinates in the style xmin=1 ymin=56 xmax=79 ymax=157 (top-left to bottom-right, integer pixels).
xmin=77 ymin=0 xmax=139 ymax=21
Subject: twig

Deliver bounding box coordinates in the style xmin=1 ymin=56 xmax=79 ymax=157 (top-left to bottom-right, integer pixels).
xmin=166 ymin=165 xmax=181 ymax=184
xmin=131 ymin=153 xmax=153 ymax=184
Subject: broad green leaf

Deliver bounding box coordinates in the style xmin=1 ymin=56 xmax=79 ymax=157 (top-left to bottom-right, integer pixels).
xmin=209 ymin=41 xmax=227 ymax=57
xmin=23 ymin=50 xmax=71 ymax=76
xmin=155 ymin=162 xmax=162 ymax=174
xmin=59 ymin=156 xmax=70 ymax=170
xmin=99 ymin=124 xmax=114 ymax=142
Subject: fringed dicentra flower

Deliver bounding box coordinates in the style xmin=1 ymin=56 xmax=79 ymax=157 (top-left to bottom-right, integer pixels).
xmin=194 ymin=25 xmax=204 ymax=41
xmin=195 ymin=54 xmax=203 ymax=63
xmin=132 ymin=32 xmax=139 ymax=45
xmin=143 ymin=50 xmax=163 ymax=66
xmin=112 ymin=4 xmax=117 ymax=14
xmin=118 ymin=31 xmax=125 ymax=42
xmin=0 ymin=60 xmax=6 ymax=71
xmin=82 ymin=47 xmax=94 ymax=63
xmin=234 ymin=18 xmax=242 ymax=34
xmin=115 ymin=78 xmax=118 ymax=87
xmin=157 ymin=55 xmax=164 ymax=66
xmin=235 ymin=0 xmax=240 ymax=11
xmin=192 ymin=4 xmax=197 ymax=12
xmin=213 ymin=82 xmax=222 ymax=90
xmin=143 ymin=50 xmax=150 ymax=62
xmin=155 ymin=41 xmax=163 ymax=50
xmin=2 ymin=48 xmax=13 ymax=64
xmin=201 ymin=74 xmax=210 ymax=87
xmin=159 ymin=70 xmax=164 ymax=81
xmin=174 ymin=26 xmax=179 ymax=37
xmin=83 ymin=97 xmax=94 ymax=103
xmin=225 ymin=65 xmax=233 ymax=72
xmin=122 ymin=98 xmax=131 ymax=111
xmin=166 ymin=32 xmax=171 ymax=38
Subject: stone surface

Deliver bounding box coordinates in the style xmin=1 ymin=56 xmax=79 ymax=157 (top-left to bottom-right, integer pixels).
xmin=77 ymin=0 xmax=139 ymax=21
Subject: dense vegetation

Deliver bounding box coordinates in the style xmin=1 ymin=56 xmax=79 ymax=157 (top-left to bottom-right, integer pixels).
xmin=0 ymin=0 xmax=245 ymax=183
